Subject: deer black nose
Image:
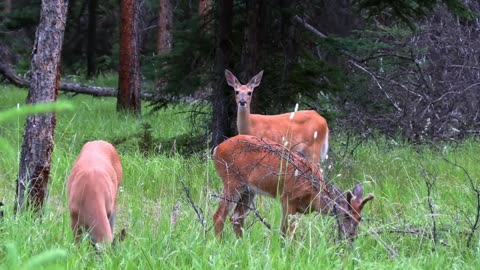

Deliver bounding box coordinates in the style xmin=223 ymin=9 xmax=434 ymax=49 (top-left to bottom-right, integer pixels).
xmin=239 ymin=100 xmax=247 ymax=106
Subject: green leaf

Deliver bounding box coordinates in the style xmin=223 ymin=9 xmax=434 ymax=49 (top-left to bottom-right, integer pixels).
xmin=0 ymin=101 xmax=74 ymax=123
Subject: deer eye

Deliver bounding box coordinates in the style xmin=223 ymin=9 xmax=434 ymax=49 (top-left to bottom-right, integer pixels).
xmin=247 ymin=92 xmax=252 ymax=96
xmin=235 ymin=91 xmax=239 ymax=95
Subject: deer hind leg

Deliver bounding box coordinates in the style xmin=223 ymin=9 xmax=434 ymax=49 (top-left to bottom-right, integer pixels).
xmin=108 ymin=212 xmax=116 ymax=236
xmin=231 ymin=190 xmax=255 ymax=238
xmin=213 ymin=191 xmax=238 ymax=237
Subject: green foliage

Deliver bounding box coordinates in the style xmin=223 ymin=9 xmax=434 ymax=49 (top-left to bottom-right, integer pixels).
xmin=356 ymin=0 xmax=478 ymax=28
xmin=1 ymin=242 xmax=66 ymax=270
xmin=3 ymin=0 xmax=40 ymax=30
xmin=0 ymin=102 xmax=73 ymax=123
xmin=0 ymin=97 xmax=73 ymax=161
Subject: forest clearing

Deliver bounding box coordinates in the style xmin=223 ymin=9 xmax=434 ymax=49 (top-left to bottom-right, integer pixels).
xmin=1 ymin=87 xmax=479 ymax=269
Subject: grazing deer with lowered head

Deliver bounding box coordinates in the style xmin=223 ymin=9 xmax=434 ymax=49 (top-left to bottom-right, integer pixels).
xmin=212 ymin=135 xmax=373 ymax=240
xmin=225 ymin=69 xmax=329 ymax=165
xmin=67 ymin=140 xmax=122 ymax=247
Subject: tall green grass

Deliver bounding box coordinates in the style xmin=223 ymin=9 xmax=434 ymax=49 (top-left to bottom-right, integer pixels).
xmin=1 ymin=84 xmax=479 ymax=269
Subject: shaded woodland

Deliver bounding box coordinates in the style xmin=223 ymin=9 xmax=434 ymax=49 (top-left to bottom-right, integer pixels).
xmin=1 ymin=0 xmax=479 ymax=144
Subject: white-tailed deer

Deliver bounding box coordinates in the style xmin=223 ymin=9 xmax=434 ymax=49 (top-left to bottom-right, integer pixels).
xmin=212 ymin=135 xmax=374 ymax=240
xmin=225 ymin=69 xmax=329 ymax=165
xmin=67 ymin=140 xmax=123 ymax=246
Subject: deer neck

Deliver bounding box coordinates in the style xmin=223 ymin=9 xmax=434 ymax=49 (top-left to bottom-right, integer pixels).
xmin=313 ymin=183 xmax=344 ymax=215
xmin=237 ymin=106 xmax=252 ymax=134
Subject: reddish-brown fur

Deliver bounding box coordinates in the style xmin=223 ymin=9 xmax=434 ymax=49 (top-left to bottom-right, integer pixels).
xmin=67 ymin=140 xmax=122 ymax=244
xmin=225 ymin=69 xmax=329 ymax=165
xmin=213 ymin=135 xmax=373 ymax=240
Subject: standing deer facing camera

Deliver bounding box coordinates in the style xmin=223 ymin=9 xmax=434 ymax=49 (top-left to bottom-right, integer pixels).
xmin=67 ymin=140 xmax=122 ymax=247
xmin=225 ymin=69 xmax=329 ymax=165
xmin=212 ymin=135 xmax=374 ymax=240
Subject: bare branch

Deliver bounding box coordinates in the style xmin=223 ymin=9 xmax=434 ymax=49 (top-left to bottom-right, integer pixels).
xmin=211 ymin=193 xmax=272 ymax=231
xmin=441 ymin=153 xmax=480 ymax=248
xmin=419 ymin=161 xmax=438 ymax=251
xmin=293 ymin=15 xmax=327 ymax=39
xmin=179 ymin=180 xmax=208 ymax=231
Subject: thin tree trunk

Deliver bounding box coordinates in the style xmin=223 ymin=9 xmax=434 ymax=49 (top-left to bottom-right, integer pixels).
xmin=211 ymin=0 xmax=234 ymax=147
xmin=157 ymin=0 xmax=172 ymax=54
xmin=198 ymin=0 xmax=211 ymax=18
xmin=240 ymin=0 xmax=262 ymax=79
xmin=87 ymin=0 xmax=98 ymax=78
xmin=279 ymin=0 xmax=297 ymax=83
xmin=240 ymin=0 xmax=263 ymax=113
xmin=118 ymin=0 xmax=141 ymax=113
xmin=4 ymin=0 xmax=11 ymax=14
xmin=198 ymin=0 xmax=211 ymax=31
xmin=15 ymin=0 xmax=69 ymax=214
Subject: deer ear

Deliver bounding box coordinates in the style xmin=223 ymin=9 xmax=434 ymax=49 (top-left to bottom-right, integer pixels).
xmin=352 ymin=184 xmax=364 ymax=199
xmin=247 ymin=70 xmax=264 ymax=88
xmin=225 ymin=69 xmax=240 ymax=88
xmin=359 ymin=194 xmax=374 ymax=211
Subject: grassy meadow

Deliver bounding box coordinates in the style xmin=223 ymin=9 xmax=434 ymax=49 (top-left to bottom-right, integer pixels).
xmin=1 ymin=84 xmax=479 ymax=269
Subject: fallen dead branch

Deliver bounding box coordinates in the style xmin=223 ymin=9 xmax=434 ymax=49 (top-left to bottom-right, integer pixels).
xmin=0 ymin=63 xmax=153 ymax=99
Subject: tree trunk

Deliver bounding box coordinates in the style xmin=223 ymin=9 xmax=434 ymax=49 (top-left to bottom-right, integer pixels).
xmin=198 ymin=0 xmax=211 ymax=18
xmin=4 ymin=0 xmax=11 ymax=14
xmin=157 ymin=0 xmax=172 ymax=54
xmin=118 ymin=0 xmax=141 ymax=113
xmin=240 ymin=0 xmax=264 ymax=113
xmin=279 ymin=0 xmax=297 ymax=83
xmin=211 ymin=0 xmax=234 ymax=147
xmin=198 ymin=0 xmax=212 ymax=31
xmin=87 ymin=0 xmax=98 ymax=78
xmin=240 ymin=0 xmax=263 ymax=80
xmin=15 ymin=0 xmax=69 ymax=214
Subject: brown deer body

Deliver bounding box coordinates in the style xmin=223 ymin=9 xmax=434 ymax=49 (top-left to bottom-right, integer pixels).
xmin=225 ymin=69 xmax=329 ymax=165
xmin=67 ymin=140 xmax=123 ymax=245
xmin=212 ymin=135 xmax=373 ymax=240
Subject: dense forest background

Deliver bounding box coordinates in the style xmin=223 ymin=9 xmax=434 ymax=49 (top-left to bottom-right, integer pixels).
xmin=1 ymin=0 xmax=479 ymax=145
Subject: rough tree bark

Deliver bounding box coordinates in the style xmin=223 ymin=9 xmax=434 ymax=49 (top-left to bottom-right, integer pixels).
xmin=87 ymin=0 xmax=98 ymax=78
xmin=15 ymin=0 xmax=69 ymax=214
xmin=157 ymin=0 xmax=172 ymax=54
xmin=211 ymin=0 xmax=234 ymax=147
xmin=118 ymin=0 xmax=141 ymax=113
